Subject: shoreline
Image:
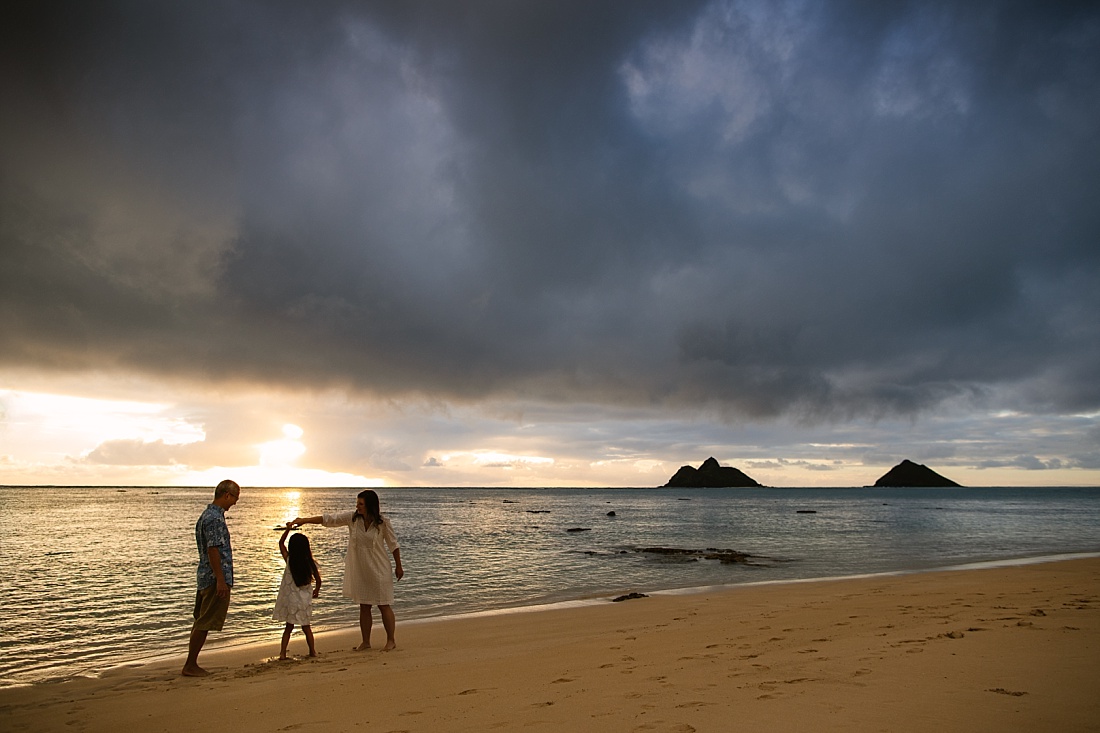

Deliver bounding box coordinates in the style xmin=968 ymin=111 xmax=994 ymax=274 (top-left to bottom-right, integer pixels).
xmin=3 ymin=556 xmax=1098 ymax=732
xmin=7 ymin=549 xmax=1099 ymax=690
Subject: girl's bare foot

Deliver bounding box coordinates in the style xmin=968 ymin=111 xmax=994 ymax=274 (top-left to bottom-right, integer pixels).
xmin=181 ymin=664 xmax=209 ymax=677
xmin=354 ymin=642 xmax=371 ymax=651
xmin=382 ymin=641 xmax=396 ymax=651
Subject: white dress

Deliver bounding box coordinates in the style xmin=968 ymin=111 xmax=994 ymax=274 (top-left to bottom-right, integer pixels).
xmin=272 ymin=564 xmax=314 ymax=625
xmin=322 ymin=510 xmax=400 ymax=605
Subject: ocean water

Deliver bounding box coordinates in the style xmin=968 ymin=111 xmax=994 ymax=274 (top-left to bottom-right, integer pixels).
xmin=2 ymin=485 xmax=1099 ymax=687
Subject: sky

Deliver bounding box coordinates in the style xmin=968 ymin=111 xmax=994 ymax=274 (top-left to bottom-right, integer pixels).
xmin=2 ymin=0 xmax=1099 ymax=488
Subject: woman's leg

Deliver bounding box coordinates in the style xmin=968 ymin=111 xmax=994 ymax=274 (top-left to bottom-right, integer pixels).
xmin=356 ymin=604 xmax=373 ymax=650
xmin=379 ymin=604 xmax=397 ymax=651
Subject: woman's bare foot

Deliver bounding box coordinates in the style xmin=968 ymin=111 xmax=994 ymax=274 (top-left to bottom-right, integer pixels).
xmin=181 ymin=664 xmax=209 ymax=677
xmin=278 ymin=655 xmax=288 ymax=661
xmin=382 ymin=641 xmax=396 ymax=652
xmin=354 ymin=642 xmax=372 ymax=651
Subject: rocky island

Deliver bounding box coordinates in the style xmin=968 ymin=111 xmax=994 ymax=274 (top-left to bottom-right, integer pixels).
xmin=873 ymin=459 xmax=961 ymax=487
xmin=663 ymin=457 xmax=762 ymax=488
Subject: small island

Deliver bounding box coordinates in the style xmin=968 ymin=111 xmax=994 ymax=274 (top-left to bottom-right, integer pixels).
xmin=663 ymin=457 xmax=762 ymax=488
xmin=873 ymin=459 xmax=961 ymax=488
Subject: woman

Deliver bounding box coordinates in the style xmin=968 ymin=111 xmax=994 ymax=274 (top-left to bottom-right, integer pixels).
xmin=292 ymin=489 xmax=404 ymax=650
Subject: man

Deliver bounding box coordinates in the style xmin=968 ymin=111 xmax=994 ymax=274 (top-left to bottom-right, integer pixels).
xmin=182 ymin=479 xmax=240 ymax=677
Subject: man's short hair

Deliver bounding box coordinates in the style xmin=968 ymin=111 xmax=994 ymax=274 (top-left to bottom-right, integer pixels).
xmin=214 ymin=479 xmax=240 ymax=498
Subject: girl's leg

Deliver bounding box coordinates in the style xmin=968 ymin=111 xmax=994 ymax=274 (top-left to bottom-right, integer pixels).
xmin=280 ymin=623 xmax=293 ymax=660
xmin=379 ymin=604 xmax=397 ymax=651
xmin=356 ymin=604 xmax=373 ymax=650
xmin=303 ymin=625 xmax=316 ymax=657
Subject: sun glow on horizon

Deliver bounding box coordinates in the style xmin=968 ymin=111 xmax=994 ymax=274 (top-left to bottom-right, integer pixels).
xmin=257 ymin=423 xmax=307 ymax=467
xmin=0 ymin=390 xmax=387 ymax=487
xmin=219 ymin=422 xmax=382 ymax=487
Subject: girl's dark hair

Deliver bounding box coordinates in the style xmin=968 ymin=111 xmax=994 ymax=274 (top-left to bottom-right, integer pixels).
xmin=352 ymin=489 xmax=384 ymax=528
xmin=287 ymin=532 xmax=318 ymax=587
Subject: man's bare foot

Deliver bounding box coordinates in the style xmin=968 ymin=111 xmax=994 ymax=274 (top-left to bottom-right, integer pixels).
xmin=382 ymin=641 xmax=396 ymax=652
xmin=354 ymin=642 xmax=372 ymax=651
xmin=308 ymin=651 xmax=317 ymax=657
xmin=181 ymin=664 xmax=209 ymax=677
xmin=278 ymin=655 xmax=288 ymax=661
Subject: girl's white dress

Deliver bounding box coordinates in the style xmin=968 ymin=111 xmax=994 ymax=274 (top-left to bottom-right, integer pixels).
xmin=322 ymin=510 xmax=400 ymax=605
xmin=272 ymin=564 xmax=313 ymax=625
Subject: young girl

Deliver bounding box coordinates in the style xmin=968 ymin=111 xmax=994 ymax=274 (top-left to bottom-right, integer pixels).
xmin=273 ymin=525 xmax=322 ymax=659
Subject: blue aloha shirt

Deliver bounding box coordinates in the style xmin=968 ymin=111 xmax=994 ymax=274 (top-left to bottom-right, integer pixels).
xmin=195 ymin=503 xmax=234 ymax=590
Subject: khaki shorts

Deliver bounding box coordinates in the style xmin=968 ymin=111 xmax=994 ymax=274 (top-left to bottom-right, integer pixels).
xmin=192 ymin=585 xmax=231 ymax=631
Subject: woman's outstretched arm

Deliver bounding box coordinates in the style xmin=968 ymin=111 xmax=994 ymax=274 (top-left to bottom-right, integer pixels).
xmin=291 ymin=516 xmax=322 ymax=526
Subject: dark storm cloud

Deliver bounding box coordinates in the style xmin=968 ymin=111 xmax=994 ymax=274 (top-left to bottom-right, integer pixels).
xmin=2 ymin=0 xmax=1099 ymax=419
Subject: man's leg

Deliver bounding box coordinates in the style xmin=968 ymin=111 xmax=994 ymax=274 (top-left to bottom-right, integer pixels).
xmin=182 ymin=627 xmax=209 ymax=676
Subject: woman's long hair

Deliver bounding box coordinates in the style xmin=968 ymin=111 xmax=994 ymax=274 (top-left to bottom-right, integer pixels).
xmin=287 ymin=532 xmax=318 ymax=587
xmin=352 ymin=489 xmax=384 ymax=528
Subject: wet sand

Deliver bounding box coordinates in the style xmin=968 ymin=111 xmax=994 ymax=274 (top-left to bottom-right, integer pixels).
xmin=2 ymin=557 xmax=1098 ymax=732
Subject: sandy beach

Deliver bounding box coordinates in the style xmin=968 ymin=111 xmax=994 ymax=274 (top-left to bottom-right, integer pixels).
xmin=3 ymin=557 xmax=1098 ymax=732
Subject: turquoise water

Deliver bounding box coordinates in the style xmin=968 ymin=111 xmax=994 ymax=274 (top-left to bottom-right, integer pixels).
xmin=2 ymin=485 xmax=1099 ymax=686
